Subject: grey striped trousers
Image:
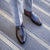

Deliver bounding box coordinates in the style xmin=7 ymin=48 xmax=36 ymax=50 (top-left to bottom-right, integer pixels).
xmin=10 ymin=0 xmax=33 ymax=26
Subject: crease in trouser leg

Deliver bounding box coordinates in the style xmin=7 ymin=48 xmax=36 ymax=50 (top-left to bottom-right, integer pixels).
xmin=24 ymin=0 xmax=33 ymax=12
xmin=10 ymin=0 xmax=23 ymax=26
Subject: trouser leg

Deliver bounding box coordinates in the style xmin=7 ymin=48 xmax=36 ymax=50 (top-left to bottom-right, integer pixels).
xmin=10 ymin=0 xmax=23 ymax=26
xmin=24 ymin=0 xmax=33 ymax=12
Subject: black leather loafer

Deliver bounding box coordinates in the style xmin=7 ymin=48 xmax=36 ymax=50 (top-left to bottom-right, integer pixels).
xmin=16 ymin=24 xmax=26 ymax=44
xmin=24 ymin=10 xmax=42 ymax=26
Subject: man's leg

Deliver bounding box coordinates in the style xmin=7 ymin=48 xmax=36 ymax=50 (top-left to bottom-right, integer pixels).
xmin=24 ymin=0 xmax=32 ymax=12
xmin=10 ymin=0 xmax=23 ymax=26
xmin=10 ymin=0 xmax=26 ymax=44
xmin=24 ymin=0 xmax=42 ymax=26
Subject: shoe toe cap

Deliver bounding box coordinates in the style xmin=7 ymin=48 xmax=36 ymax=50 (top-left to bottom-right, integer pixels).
xmin=38 ymin=22 xmax=42 ymax=26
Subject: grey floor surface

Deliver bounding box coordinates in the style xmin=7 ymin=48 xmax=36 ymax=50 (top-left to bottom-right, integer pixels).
xmin=0 ymin=0 xmax=50 ymax=50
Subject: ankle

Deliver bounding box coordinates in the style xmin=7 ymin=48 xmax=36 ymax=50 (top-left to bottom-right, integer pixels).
xmin=24 ymin=9 xmax=31 ymax=16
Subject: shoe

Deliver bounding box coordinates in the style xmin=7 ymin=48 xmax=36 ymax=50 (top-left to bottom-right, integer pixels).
xmin=24 ymin=10 xmax=42 ymax=26
xmin=16 ymin=24 xmax=26 ymax=44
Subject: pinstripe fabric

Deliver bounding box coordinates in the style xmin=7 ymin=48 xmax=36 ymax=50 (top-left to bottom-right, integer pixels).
xmin=10 ymin=0 xmax=32 ymax=26
xmin=24 ymin=0 xmax=32 ymax=12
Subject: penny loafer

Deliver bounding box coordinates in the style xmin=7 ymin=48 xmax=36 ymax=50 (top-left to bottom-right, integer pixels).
xmin=24 ymin=10 xmax=42 ymax=26
xmin=16 ymin=24 xmax=26 ymax=44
